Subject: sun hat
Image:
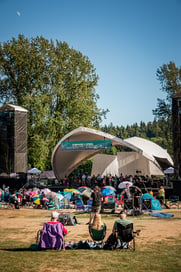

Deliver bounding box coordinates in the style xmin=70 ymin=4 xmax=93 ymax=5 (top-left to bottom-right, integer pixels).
xmin=51 ymin=211 xmax=59 ymax=218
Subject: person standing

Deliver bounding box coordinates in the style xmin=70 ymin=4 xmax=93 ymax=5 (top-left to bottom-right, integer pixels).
xmin=122 ymin=183 xmax=133 ymax=211
xmin=158 ymin=186 xmax=165 ymax=205
xmin=122 ymin=183 xmax=132 ymax=200
xmin=133 ymin=187 xmax=141 ymax=209
xmin=87 ymin=186 xmax=102 ymax=225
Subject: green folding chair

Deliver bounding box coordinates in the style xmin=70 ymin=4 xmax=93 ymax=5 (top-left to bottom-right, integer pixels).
xmin=89 ymin=223 xmax=107 ymax=242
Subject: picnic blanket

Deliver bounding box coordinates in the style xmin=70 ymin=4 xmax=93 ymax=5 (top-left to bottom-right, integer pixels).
xmin=64 ymin=240 xmax=128 ymax=250
xmin=30 ymin=240 xmax=129 ymax=250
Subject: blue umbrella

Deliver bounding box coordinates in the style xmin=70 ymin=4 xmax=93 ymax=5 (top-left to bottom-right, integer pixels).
xmin=101 ymin=188 xmax=115 ymax=196
xmin=64 ymin=192 xmax=72 ymax=199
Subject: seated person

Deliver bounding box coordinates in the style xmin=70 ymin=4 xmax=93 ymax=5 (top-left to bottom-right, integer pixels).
xmin=112 ymin=211 xmax=134 ymax=233
xmin=112 ymin=211 xmax=135 ymax=246
xmin=92 ymin=214 xmax=103 ymax=230
xmin=89 ymin=214 xmax=106 ymax=242
xmin=39 ymin=211 xmax=68 ymax=250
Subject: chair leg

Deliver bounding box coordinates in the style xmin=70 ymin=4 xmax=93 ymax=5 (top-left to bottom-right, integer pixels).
xmin=36 ymin=230 xmax=41 ymax=245
xmin=133 ymin=237 xmax=135 ymax=251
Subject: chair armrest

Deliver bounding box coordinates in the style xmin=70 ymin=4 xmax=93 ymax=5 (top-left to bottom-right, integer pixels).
xmin=133 ymin=230 xmax=141 ymax=236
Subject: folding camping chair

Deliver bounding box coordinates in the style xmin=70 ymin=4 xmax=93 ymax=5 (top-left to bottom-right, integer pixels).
xmin=116 ymin=222 xmax=140 ymax=251
xmin=75 ymin=199 xmax=85 ymax=211
xmin=35 ymin=222 xmax=65 ymax=250
xmin=89 ymin=223 xmax=107 ymax=243
xmin=124 ymin=198 xmax=134 ymax=211
xmin=63 ymin=198 xmax=70 ymax=209
xmin=101 ymin=196 xmax=116 ymax=213
xmin=86 ymin=199 xmax=93 ymax=212
xmin=141 ymin=198 xmax=152 ymax=211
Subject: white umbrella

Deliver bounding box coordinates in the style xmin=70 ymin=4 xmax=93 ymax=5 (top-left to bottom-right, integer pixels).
xmin=28 ymin=168 xmax=41 ymax=174
xmin=40 ymin=188 xmax=51 ymax=196
xmin=164 ymin=167 xmax=174 ymax=174
xmin=118 ymin=181 xmax=133 ymax=189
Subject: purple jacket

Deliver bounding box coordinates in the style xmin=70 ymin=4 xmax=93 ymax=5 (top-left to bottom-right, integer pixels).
xmin=40 ymin=222 xmax=64 ymax=250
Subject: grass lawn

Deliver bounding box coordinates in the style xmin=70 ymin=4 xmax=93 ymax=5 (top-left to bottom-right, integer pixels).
xmin=0 ymin=208 xmax=181 ymax=272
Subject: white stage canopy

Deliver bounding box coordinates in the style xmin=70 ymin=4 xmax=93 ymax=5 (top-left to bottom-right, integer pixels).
xmin=51 ymin=127 xmax=173 ymax=180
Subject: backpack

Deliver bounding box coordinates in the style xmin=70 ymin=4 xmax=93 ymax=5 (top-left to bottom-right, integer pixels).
xmin=103 ymin=233 xmax=118 ymax=250
xmin=58 ymin=213 xmax=77 ymax=226
xmin=77 ymin=241 xmax=90 ymax=249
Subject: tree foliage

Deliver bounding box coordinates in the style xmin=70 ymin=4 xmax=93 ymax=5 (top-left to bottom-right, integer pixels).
xmin=101 ymin=119 xmax=173 ymax=157
xmin=153 ymin=61 xmax=181 ymax=120
xmin=151 ymin=61 xmax=181 ymax=158
xmin=0 ymin=35 xmax=108 ymax=169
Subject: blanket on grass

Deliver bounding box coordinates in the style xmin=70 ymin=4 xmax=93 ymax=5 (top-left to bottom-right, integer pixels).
xmin=149 ymin=212 xmax=174 ymax=218
xmin=30 ymin=240 xmax=128 ymax=250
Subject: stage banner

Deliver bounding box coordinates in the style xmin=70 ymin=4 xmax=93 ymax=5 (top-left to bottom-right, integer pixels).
xmin=61 ymin=140 xmax=111 ymax=151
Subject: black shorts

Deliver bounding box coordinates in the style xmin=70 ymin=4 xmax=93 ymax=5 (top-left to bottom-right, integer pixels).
xmin=91 ymin=205 xmax=101 ymax=213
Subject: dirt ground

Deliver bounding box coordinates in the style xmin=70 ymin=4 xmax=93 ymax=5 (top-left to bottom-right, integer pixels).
xmin=0 ymin=208 xmax=180 ymax=247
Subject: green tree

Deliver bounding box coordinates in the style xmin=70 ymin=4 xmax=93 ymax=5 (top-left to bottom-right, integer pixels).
xmin=153 ymin=61 xmax=181 ymax=120
xmin=152 ymin=61 xmax=181 ymax=156
xmin=0 ymin=35 xmax=108 ymax=169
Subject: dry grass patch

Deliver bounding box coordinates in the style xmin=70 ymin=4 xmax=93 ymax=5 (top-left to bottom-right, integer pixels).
xmin=0 ymin=208 xmax=181 ymax=272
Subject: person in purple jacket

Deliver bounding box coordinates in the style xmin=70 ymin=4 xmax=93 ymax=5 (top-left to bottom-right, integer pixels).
xmin=40 ymin=211 xmax=68 ymax=250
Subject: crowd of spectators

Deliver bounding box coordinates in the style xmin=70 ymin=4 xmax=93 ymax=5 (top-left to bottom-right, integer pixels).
xmin=58 ymin=173 xmax=167 ymax=191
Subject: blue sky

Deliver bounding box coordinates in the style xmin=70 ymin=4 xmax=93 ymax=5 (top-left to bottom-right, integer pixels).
xmin=0 ymin=0 xmax=181 ymax=126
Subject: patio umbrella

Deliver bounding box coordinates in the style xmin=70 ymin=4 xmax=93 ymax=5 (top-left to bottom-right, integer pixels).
xmin=64 ymin=188 xmax=81 ymax=195
xmin=101 ymin=187 xmax=115 ymax=196
xmin=130 ymin=185 xmax=142 ymax=193
xmin=27 ymin=168 xmax=41 ymax=174
xmin=40 ymin=188 xmax=51 ymax=196
xmin=118 ymin=181 xmax=133 ymax=189
xmin=164 ymin=167 xmax=174 ymax=174
xmin=64 ymin=192 xmax=72 ymax=199
xmin=56 ymin=193 xmax=64 ymax=201
xmin=32 ymin=195 xmax=40 ymax=201
xmin=42 ymin=197 xmax=49 ymax=201
xmin=103 ymin=186 xmax=116 ymax=191
xmin=33 ymin=198 xmax=40 ymax=205
xmin=78 ymin=186 xmax=89 ymax=193
xmin=32 ymin=195 xmax=41 ymax=205
xmin=27 ymin=190 xmax=38 ymax=197
xmin=81 ymin=188 xmax=93 ymax=198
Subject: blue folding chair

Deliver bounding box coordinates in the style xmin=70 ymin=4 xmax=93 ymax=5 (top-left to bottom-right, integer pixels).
xmin=75 ymin=199 xmax=85 ymax=211
xmin=86 ymin=199 xmax=93 ymax=212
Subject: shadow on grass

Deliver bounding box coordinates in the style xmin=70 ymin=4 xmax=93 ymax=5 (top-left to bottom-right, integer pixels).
xmin=1 ymin=247 xmax=33 ymax=252
xmin=1 ymin=244 xmax=42 ymax=252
